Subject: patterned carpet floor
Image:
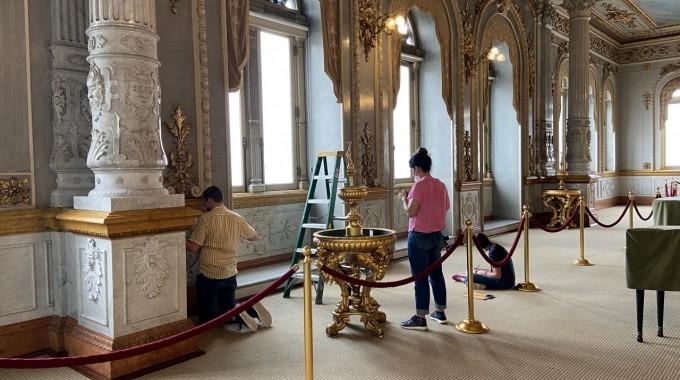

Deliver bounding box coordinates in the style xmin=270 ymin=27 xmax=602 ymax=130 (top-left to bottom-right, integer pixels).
xmin=1 ymin=205 xmax=679 ymax=380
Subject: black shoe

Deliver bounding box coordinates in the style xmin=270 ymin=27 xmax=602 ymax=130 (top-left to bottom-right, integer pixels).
xmin=400 ymin=315 xmax=427 ymax=330
xmin=429 ymin=310 xmax=447 ymax=324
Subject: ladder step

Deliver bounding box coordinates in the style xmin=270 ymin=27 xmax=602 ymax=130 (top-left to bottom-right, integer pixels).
xmin=307 ymin=199 xmax=330 ymax=204
xmin=317 ymin=151 xmax=343 ymax=158
xmin=302 ymin=223 xmax=327 ymax=229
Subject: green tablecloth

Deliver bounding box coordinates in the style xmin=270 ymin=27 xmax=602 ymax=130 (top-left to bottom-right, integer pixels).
xmin=626 ymin=226 xmax=680 ymax=291
xmin=652 ymin=198 xmax=680 ymax=226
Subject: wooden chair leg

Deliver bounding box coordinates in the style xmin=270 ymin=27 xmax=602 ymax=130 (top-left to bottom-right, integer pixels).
xmin=636 ymin=289 xmax=644 ymax=342
xmin=657 ymin=290 xmax=664 ymax=337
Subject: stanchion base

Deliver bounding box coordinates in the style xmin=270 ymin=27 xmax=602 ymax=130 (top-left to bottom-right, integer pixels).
xmin=572 ymin=258 xmax=594 ymax=266
xmin=455 ymin=319 xmax=489 ymax=334
xmin=516 ymin=282 xmax=541 ymax=292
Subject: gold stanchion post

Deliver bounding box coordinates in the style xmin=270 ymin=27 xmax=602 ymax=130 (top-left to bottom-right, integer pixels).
xmin=455 ymin=220 xmax=489 ymax=334
xmin=623 ymin=191 xmax=634 ymax=250
xmin=516 ymin=205 xmax=540 ymax=291
xmin=302 ymin=247 xmax=314 ymax=380
xmin=628 ymin=191 xmax=634 ymax=229
xmin=573 ymin=196 xmax=593 ymax=266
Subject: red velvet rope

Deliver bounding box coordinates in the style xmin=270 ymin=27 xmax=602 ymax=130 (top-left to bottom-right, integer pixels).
xmin=318 ymin=233 xmax=465 ymax=288
xmin=0 ymin=268 xmax=296 ymax=369
xmin=530 ymin=203 xmax=580 ymax=232
xmin=632 ymin=200 xmax=653 ymax=221
xmin=472 ymin=218 xmax=524 ymax=267
xmin=585 ymin=199 xmax=631 ymax=227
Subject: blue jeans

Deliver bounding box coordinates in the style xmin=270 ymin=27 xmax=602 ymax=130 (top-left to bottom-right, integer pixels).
xmin=470 ymin=273 xmax=513 ymax=290
xmin=407 ymin=231 xmax=446 ymax=316
xmin=195 ymin=273 xmax=237 ymax=324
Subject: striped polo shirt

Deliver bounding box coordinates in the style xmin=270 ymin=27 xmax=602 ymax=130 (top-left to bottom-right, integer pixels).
xmin=188 ymin=205 xmax=257 ymax=279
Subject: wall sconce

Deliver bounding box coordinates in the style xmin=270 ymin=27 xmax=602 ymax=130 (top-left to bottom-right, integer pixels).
xmin=358 ymin=0 xmax=408 ymax=61
xmin=466 ymin=46 xmax=505 ymax=81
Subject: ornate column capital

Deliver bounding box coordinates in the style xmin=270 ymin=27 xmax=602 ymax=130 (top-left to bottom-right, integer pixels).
xmin=561 ymin=0 xmax=597 ymax=15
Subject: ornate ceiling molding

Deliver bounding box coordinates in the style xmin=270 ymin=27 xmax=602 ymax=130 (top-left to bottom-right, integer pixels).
xmin=601 ymin=2 xmax=637 ymax=28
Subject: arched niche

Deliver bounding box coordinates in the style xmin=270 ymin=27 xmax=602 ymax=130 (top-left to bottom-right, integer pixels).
xmin=389 ymin=0 xmax=461 ymax=120
xmin=479 ymin=13 xmax=525 ymax=128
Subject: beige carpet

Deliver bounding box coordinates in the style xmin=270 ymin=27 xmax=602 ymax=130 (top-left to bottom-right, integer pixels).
xmin=1 ymin=205 xmax=679 ymax=380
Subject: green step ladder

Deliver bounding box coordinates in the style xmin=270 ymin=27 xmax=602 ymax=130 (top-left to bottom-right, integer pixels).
xmin=282 ymin=151 xmax=346 ymax=304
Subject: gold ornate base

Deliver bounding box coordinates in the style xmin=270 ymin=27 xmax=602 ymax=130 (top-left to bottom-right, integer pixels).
xmin=516 ymin=282 xmax=541 ymax=292
xmin=573 ymin=258 xmax=594 ymax=266
xmin=455 ymin=319 xmax=489 ymax=334
xmin=326 ymin=310 xmax=386 ymax=337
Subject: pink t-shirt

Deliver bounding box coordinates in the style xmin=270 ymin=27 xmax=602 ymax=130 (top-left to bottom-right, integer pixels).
xmin=407 ymin=176 xmax=450 ymax=233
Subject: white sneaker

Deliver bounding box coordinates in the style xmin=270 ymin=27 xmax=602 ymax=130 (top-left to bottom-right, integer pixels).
xmin=238 ymin=310 xmax=259 ymax=331
xmin=252 ymin=302 xmax=272 ymax=328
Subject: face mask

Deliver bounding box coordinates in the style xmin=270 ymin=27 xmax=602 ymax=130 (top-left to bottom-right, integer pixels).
xmin=413 ymin=175 xmax=421 ymax=182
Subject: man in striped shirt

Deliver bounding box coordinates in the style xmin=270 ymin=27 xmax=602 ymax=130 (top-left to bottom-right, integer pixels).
xmin=186 ymin=186 xmax=271 ymax=331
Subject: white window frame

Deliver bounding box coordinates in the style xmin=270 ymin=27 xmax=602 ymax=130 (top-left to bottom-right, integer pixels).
xmin=393 ymin=53 xmax=422 ymax=183
xmin=229 ymin=12 xmax=308 ymax=193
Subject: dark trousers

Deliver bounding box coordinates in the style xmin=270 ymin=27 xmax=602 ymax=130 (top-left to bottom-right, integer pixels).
xmin=195 ymin=273 xmax=237 ymax=324
xmin=407 ymin=231 xmax=447 ymax=315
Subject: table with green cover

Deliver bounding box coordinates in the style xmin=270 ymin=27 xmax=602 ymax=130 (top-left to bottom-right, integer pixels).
xmin=652 ymin=198 xmax=680 ymax=226
xmin=625 ymin=226 xmax=680 ymax=342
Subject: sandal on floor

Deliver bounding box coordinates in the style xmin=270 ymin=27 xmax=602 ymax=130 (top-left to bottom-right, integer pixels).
xmin=451 ymin=274 xmax=465 ymax=283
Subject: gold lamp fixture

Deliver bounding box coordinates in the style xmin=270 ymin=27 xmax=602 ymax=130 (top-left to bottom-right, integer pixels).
xmin=358 ymin=0 xmax=408 ymax=61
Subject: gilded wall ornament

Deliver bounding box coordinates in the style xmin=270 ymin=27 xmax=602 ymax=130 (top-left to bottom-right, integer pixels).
xmin=463 ymin=130 xmax=473 ymax=181
xmin=462 ymin=1 xmax=474 ymax=83
xmin=360 ymin=122 xmax=379 ymax=187
xmin=164 ymin=104 xmax=198 ymax=196
xmin=642 ymin=92 xmax=652 ymax=111
xmin=83 ymin=238 xmax=104 ymax=301
xmin=558 ymin=41 xmax=569 ymax=58
xmin=133 ymin=237 xmax=171 ymax=299
xmin=0 ymin=177 xmax=31 ymax=205
xmin=196 ymin=0 xmax=212 ymax=190
xmin=660 ymin=62 xmax=680 ymax=77
xmin=170 ymin=0 xmax=179 ymax=14
xmin=590 ymin=34 xmax=616 ymax=61
xmin=528 ymin=32 xmax=536 ymax=98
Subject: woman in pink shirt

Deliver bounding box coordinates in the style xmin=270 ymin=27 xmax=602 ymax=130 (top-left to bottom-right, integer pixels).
xmin=397 ymin=148 xmax=450 ymax=330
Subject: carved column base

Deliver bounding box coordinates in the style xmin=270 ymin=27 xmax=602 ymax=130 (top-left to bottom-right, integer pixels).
xmin=64 ymin=317 xmax=202 ymax=379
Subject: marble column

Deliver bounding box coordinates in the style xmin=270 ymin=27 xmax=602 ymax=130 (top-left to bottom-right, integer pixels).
xmin=534 ymin=1 xmax=556 ymax=177
xmin=564 ymin=0 xmax=596 ymax=176
xmin=56 ymin=1 xmax=200 ymax=378
xmin=49 ymin=0 xmax=95 ymax=207
xmin=76 ymin=0 xmax=183 ymax=211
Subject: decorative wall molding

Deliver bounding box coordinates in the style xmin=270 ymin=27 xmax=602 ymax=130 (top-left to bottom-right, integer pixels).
xmin=132 ymin=237 xmax=172 ymax=298
xmin=195 ymin=0 xmax=212 ymax=191
xmin=83 ymin=238 xmax=105 ymax=301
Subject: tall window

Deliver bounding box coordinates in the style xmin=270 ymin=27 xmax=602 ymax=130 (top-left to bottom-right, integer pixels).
xmin=393 ymin=63 xmax=413 ymax=180
xmin=228 ymin=12 xmax=307 ymax=192
xmin=603 ymin=89 xmax=615 ymax=172
xmin=664 ymin=89 xmax=680 ymax=168
xmin=588 ymin=83 xmax=597 ymax=172
xmin=393 ymin=49 xmax=422 ymax=182
xmin=558 ymin=77 xmax=568 ymax=168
